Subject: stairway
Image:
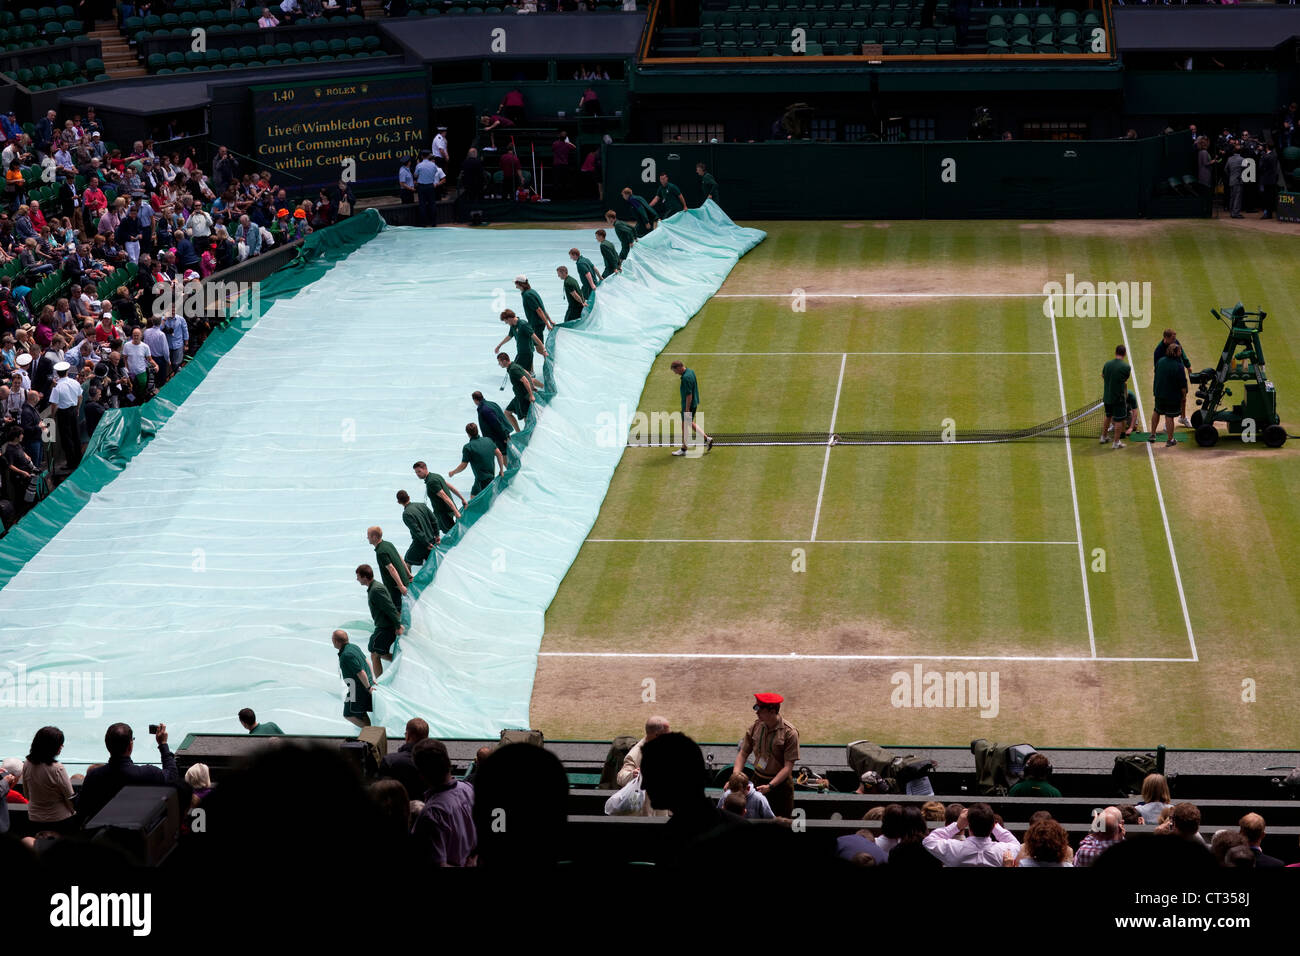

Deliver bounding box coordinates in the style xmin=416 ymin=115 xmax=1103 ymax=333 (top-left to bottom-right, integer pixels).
xmin=90 ymin=25 xmax=148 ymax=79
xmin=361 ymin=0 xmax=386 ymax=18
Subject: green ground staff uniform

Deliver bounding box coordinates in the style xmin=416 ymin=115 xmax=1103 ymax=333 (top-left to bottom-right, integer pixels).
xmin=1153 ymin=355 xmax=1187 ymax=417
xmin=680 ymin=367 xmax=701 ymax=416
xmin=374 ymin=538 xmax=411 ymax=611
xmin=562 ymin=273 xmax=584 ymax=322
xmin=366 ymin=579 xmax=400 ymax=655
xmin=699 ymin=172 xmax=718 ymax=205
xmin=1102 ymin=356 xmax=1131 ymax=422
xmin=598 ymin=239 xmax=620 ymax=278
xmin=520 ymin=289 xmax=548 ymax=351
xmin=423 ymin=471 xmax=459 ymax=534
xmin=511 ymin=316 xmax=538 ymax=373
xmin=477 ymin=399 xmax=511 ymax=455
xmin=462 ymin=434 xmax=500 ymax=496
xmin=249 ymin=722 xmax=283 ymax=735
xmin=574 ymin=255 xmax=599 ymax=297
xmin=506 ymin=361 xmax=534 ymax=421
xmin=402 ymin=500 xmax=440 ymax=566
xmin=338 ymin=642 xmax=373 ymax=720
xmin=613 ymin=220 xmax=636 ymax=260
xmin=656 ymin=180 xmax=684 ymax=216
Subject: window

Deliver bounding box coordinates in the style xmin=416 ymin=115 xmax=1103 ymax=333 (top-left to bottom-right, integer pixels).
xmin=661 ymin=122 xmax=725 ymax=143
xmin=844 ymin=122 xmax=871 ymax=143
xmin=907 ymin=118 xmax=936 ymax=141
xmin=1021 ymin=121 xmax=1088 ymax=141
xmin=811 ymin=118 xmax=837 ymax=142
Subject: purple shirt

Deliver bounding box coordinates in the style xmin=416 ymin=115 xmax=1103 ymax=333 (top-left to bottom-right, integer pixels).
xmin=142 ymin=326 xmax=169 ymax=359
xmin=411 ymin=780 xmax=476 ymax=867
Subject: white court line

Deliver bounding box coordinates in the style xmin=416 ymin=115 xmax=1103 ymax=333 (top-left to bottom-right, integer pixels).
xmin=585 ymin=538 xmax=1077 ymax=545
xmin=1048 ymin=295 xmax=1098 ymax=659
xmin=809 ymin=353 xmax=847 ymax=542
xmin=669 ymin=351 xmax=1056 ymax=356
xmin=1112 ymin=292 xmax=1199 ymax=662
xmin=539 ymin=651 xmax=1198 ymax=663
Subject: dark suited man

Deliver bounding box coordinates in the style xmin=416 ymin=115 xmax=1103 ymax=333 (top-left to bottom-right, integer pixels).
xmin=456 ymin=148 xmax=485 ymax=220
xmin=77 ymin=722 xmax=188 ymax=824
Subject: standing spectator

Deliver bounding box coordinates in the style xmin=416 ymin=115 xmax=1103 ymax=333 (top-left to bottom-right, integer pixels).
xmin=142 ymin=317 xmax=171 ymax=386
xmin=410 ymin=739 xmax=477 ymax=867
xmin=551 ymin=133 xmax=576 ymax=199
xmin=21 ymin=726 xmax=76 ymax=834
xmin=398 ymin=156 xmax=416 ymax=205
xmin=77 ymin=722 xmax=183 ymax=824
xmin=211 ymin=146 xmax=238 ymax=196
xmin=331 ymin=179 xmax=355 ymax=219
xmin=331 ymin=629 xmax=374 ymax=728
xmin=356 ymin=563 xmax=401 ymax=679
xmin=732 ymin=692 xmax=798 ymax=817
xmin=122 ymin=325 xmax=156 ymax=402
xmin=921 ymin=803 xmax=1020 ymax=866
xmin=163 ymin=311 xmax=188 ymax=375
xmin=614 ymin=715 xmax=671 ymax=817
xmin=1225 ymin=143 xmax=1244 ymax=218
xmin=498 ymin=146 xmax=522 ymax=200
xmin=1258 ymin=143 xmax=1279 ymax=220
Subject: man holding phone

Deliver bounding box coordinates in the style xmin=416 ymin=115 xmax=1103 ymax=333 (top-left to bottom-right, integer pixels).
xmin=76 ymin=722 xmax=183 ymax=825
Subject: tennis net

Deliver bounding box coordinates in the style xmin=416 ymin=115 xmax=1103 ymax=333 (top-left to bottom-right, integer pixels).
xmin=627 ymin=399 xmax=1108 ymax=447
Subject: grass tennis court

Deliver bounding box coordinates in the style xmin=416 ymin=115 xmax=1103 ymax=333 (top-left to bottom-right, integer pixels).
xmin=531 ymin=219 xmax=1300 ymax=750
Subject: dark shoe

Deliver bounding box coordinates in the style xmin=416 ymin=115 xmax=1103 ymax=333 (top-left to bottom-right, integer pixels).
xmin=1165 ymin=439 xmax=1178 ymax=447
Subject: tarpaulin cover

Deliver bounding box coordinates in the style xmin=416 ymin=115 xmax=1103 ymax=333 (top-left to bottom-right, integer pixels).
xmin=0 ymin=202 xmax=763 ymax=764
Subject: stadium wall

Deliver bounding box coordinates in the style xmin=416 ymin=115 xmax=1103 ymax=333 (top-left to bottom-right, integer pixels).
xmin=604 ymin=132 xmax=1203 ymax=219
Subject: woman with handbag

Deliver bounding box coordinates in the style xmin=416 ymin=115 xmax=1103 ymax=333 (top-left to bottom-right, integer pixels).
xmin=334 ymin=179 xmax=355 ymax=219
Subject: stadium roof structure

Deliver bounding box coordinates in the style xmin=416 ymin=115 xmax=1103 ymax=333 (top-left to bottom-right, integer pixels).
xmin=1113 ymin=6 xmax=1300 ymax=53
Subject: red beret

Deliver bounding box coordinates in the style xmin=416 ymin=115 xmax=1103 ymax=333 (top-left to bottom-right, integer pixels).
xmin=754 ymin=692 xmax=783 ymax=706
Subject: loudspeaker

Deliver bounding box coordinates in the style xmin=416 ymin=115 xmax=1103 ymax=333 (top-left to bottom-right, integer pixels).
xmin=85 ymin=786 xmax=181 ymax=867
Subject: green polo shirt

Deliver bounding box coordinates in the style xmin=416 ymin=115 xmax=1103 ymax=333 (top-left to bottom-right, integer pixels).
xmin=249 ymin=722 xmax=284 ymax=736
xmin=402 ymin=501 xmax=439 ymax=549
xmin=598 ymin=239 xmax=620 ymax=276
xmin=574 ymin=256 xmax=598 ymax=296
xmin=423 ymin=472 xmax=457 ymax=525
xmin=510 ymin=317 xmax=536 ymax=361
xmin=507 ymin=361 xmax=532 ymax=402
xmin=679 ymin=368 xmax=700 ymax=414
xmin=656 ymin=181 xmax=683 ymax=213
xmin=462 ymin=435 xmax=500 ymax=482
xmin=1102 ymin=357 xmax=1130 ymax=407
xmin=699 ymin=172 xmax=718 ymax=203
xmin=562 ymin=274 xmax=583 ymax=320
xmin=1154 ymin=354 xmax=1188 ymax=408
xmin=366 ymin=579 xmax=400 ymax=629
xmin=374 ymin=538 xmax=410 ymax=603
xmin=521 ymin=288 xmax=547 ymax=330
xmin=338 ymin=642 xmax=373 ymax=717
xmin=613 ymin=220 xmax=636 ymax=257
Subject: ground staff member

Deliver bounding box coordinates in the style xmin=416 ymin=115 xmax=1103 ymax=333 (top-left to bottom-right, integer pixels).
xmin=670 ymin=360 xmax=712 ymax=456
xmin=697 ymin=163 xmax=719 ymax=207
xmin=1100 ymin=344 xmax=1130 ymax=450
xmin=332 ymin=629 xmax=374 ymax=729
xmin=595 ymin=228 xmax=620 ymax=278
xmin=650 ymin=172 xmax=687 ymax=218
xmin=449 ymin=421 xmax=506 ymax=497
xmin=557 ymin=265 xmax=585 ymax=323
xmin=494 ymin=307 xmax=547 ymax=374
xmin=1152 ymin=328 xmax=1192 ymax=429
xmin=397 ymin=489 xmax=440 ymax=567
xmin=605 ymin=210 xmax=636 ymax=261
xmin=733 ymin=692 xmax=799 ymax=818
xmin=497 ymin=352 xmax=542 ymax=431
xmin=1152 ymin=344 xmax=1188 ymax=448
xmin=413 ymin=461 xmax=464 ymax=535
xmin=368 ymin=526 xmax=411 ymax=620
xmin=472 ymin=391 xmax=512 ymax=457
xmin=414 ymin=151 xmax=445 ymax=227
xmin=356 ymin=564 xmax=402 ymax=679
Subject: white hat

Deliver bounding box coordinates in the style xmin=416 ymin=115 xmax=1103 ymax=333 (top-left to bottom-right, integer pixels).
xmin=514 ymin=274 xmax=527 ymax=284
xmin=54 ymin=361 xmax=70 ymax=373
xmin=183 ymin=269 xmax=200 ymax=282
xmin=17 ymin=353 xmax=31 ymax=366
xmin=92 ymin=131 xmax=100 ymax=137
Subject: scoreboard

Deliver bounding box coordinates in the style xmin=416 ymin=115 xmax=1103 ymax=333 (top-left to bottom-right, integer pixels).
xmin=250 ymin=72 xmax=427 ymax=194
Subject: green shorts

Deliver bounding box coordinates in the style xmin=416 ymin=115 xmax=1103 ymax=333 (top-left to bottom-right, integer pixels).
xmin=404 ymin=539 xmax=433 ymax=566
xmin=507 ymin=395 xmax=531 ymax=418
xmin=1106 ymin=400 xmax=1129 ymax=421
xmin=368 ymin=626 xmax=396 ymax=655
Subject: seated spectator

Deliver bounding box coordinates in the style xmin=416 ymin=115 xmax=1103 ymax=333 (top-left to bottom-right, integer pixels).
xmin=1239 ymin=813 xmax=1285 ymax=867
xmin=184 ymin=763 xmax=215 ymax=804
xmin=410 ymin=738 xmax=477 ymax=867
xmin=614 ymin=714 xmax=670 ymax=817
xmin=887 ymin=805 xmax=943 ymax=870
xmin=834 ymin=811 xmax=887 ymax=866
xmin=377 ymin=716 xmax=429 ymax=802
xmin=258 ymin=6 xmax=280 ymax=27
xmin=368 ymin=777 xmax=411 ymax=843
xmin=1008 ymin=753 xmax=1061 ymax=798
xmin=715 ymin=771 xmax=775 ymax=820
xmin=279 ymin=0 xmax=300 ymax=22
xmin=1135 ymin=772 xmax=1172 ymax=824
xmin=921 ymin=802 xmax=1019 ymax=866
xmin=640 ymin=731 xmax=742 ymax=866
xmin=921 ymin=800 xmax=946 ymax=822
xmin=1155 ymin=802 xmax=1206 ymax=845
xmin=1015 ymin=818 xmax=1073 ymax=867
xmin=76 ymin=722 xmax=185 ymax=825
xmin=1075 ymin=805 xmax=1124 ymax=867
xmin=471 ymin=743 xmax=569 ymax=867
